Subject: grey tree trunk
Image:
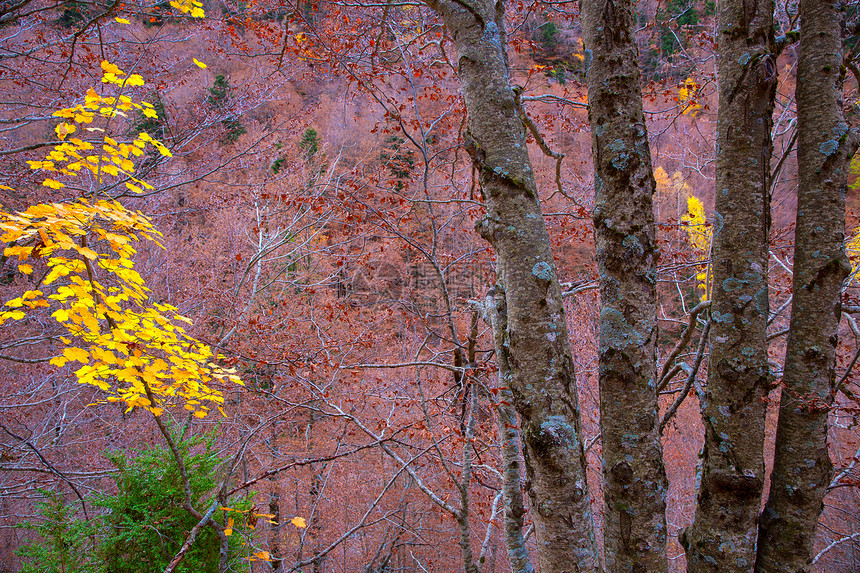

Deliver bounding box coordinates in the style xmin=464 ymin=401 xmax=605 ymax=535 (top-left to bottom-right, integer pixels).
xmin=681 ymin=0 xmax=776 ymax=569
xmin=422 ymin=2 xmax=599 ymax=571
xmin=484 ymin=287 xmax=532 ymax=573
xmin=755 ymin=1 xmax=859 ymax=570
xmin=581 ymin=0 xmax=668 ymax=570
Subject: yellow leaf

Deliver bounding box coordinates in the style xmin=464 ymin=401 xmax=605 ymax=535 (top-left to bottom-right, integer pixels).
xmin=18 ymin=264 xmax=33 ymax=274
xmin=63 ymin=347 xmax=90 ymax=364
xmin=50 ymin=355 xmax=69 ymax=367
xmin=115 ymin=17 xmax=131 ymax=23
xmin=253 ymin=551 xmax=271 ymax=561
xmin=102 ymin=73 xmax=122 ymax=86
xmin=152 ymin=140 xmax=172 ymax=157
xmin=42 ymin=178 xmax=65 ymax=189
xmin=77 ymin=247 xmax=99 ymax=260
xmin=101 ymin=61 xmax=123 ymax=75
xmin=55 ymin=122 xmax=76 ymax=140
xmin=224 ymin=517 xmax=234 ymax=536
xmin=193 ymin=58 xmax=207 ymax=69
xmin=290 ymin=516 xmax=307 ymax=528
xmin=0 ymin=310 xmax=26 ymax=322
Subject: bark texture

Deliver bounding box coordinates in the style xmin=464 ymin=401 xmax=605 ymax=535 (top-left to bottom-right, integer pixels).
xmin=681 ymin=0 xmax=775 ymax=569
xmin=581 ymin=0 xmax=668 ymax=571
xmin=423 ymin=2 xmax=598 ymax=571
xmin=485 ymin=287 xmax=533 ymax=573
xmin=755 ymin=1 xmax=859 ymax=570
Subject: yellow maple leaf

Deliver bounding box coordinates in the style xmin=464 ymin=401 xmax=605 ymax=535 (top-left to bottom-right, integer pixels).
xmin=115 ymin=17 xmax=130 ymax=24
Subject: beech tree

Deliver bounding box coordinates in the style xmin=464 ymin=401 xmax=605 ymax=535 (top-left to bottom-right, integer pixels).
xmin=681 ymin=0 xmax=776 ymax=568
xmin=4 ymin=0 xmax=860 ymax=571
xmin=581 ymin=0 xmax=668 ymax=570
xmin=756 ymin=0 xmax=860 ymax=570
xmin=414 ymin=1 xmax=859 ymax=571
xmin=422 ymin=2 xmax=598 ymax=571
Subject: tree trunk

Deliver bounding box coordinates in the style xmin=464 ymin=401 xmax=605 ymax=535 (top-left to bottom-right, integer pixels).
xmin=681 ymin=0 xmax=776 ymax=569
xmin=581 ymin=0 xmax=668 ymax=570
xmin=484 ymin=288 xmax=532 ymax=573
xmin=269 ymin=424 xmax=283 ymax=572
xmin=755 ymin=1 xmax=859 ymax=570
xmin=422 ymin=2 xmax=598 ymax=571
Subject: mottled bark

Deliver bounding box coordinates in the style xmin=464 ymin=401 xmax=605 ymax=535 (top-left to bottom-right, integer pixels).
xmin=422 ymin=2 xmax=598 ymax=571
xmin=581 ymin=0 xmax=668 ymax=570
xmin=485 ymin=288 xmax=533 ymax=573
xmin=681 ymin=0 xmax=776 ymax=569
xmin=457 ymin=387 xmax=480 ymax=573
xmin=755 ymin=1 xmax=859 ymax=570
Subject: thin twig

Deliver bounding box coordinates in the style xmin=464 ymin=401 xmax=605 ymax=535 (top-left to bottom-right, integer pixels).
xmin=662 ymin=320 xmax=711 ymax=432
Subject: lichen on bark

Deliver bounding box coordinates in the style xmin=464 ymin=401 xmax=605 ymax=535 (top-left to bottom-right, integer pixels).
xmin=422 ymin=1 xmax=598 ymax=571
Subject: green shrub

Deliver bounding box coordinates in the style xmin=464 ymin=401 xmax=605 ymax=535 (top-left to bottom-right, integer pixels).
xmin=16 ymin=434 xmax=251 ymax=573
xmin=16 ymin=492 xmax=99 ymax=573
xmin=207 ymin=75 xmax=231 ymax=108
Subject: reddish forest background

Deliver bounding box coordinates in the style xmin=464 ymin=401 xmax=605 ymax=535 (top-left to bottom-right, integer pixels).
xmin=0 ymin=0 xmax=858 ymax=571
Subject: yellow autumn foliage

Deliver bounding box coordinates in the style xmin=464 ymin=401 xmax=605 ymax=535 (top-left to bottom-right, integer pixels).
xmin=662 ymin=167 xmax=712 ymax=300
xmin=681 ymin=195 xmax=711 ymax=253
xmin=680 ymin=193 xmax=712 ymax=301
xmin=169 ymin=0 xmax=205 ymax=18
xmin=845 ymin=228 xmax=860 ymax=283
xmin=678 ymin=77 xmax=702 ymax=116
xmin=0 ymin=61 xmax=240 ymax=418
